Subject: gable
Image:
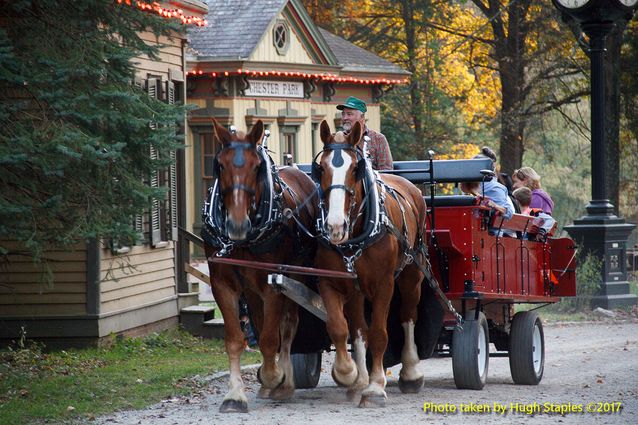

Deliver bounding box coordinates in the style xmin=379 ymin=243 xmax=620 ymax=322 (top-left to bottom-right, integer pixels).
xmin=249 ymin=11 xmax=315 ymax=65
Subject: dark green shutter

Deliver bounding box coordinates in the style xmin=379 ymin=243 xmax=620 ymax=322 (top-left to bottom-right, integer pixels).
xmin=147 ymin=77 xmax=162 ymax=246
xmin=166 ymin=80 xmax=178 ymax=241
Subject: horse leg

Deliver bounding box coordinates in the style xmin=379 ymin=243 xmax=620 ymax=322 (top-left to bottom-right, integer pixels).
xmin=345 ymin=294 xmax=369 ymax=401
xmin=209 ymin=282 xmax=249 ymax=413
xmin=319 ymin=280 xmax=358 ymax=387
xmin=359 ymin=282 xmax=393 ymax=408
xmin=396 ymin=263 xmax=425 ymax=393
xmin=269 ymin=299 xmax=299 ymax=400
xmin=256 ymin=293 xmax=286 ymax=392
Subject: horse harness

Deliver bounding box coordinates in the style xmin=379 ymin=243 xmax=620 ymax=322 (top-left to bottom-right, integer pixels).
xmin=313 ymin=144 xmax=463 ymax=326
xmin=313 ymin=143 xmax=414 ymax=277
xmin=201 ymin=142 xmax=310 ymax=259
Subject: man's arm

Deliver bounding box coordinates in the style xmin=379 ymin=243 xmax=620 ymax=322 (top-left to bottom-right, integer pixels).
xmin=375 ymin=133 xmax=393 ymax=170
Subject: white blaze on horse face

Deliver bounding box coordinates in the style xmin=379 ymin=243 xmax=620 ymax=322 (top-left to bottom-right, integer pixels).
xmin=325 ymin=150 xmax=352 ymax=244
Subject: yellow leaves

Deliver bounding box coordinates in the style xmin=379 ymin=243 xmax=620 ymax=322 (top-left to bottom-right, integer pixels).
xmin=437 ymin=143 xmax=481 ymax=160
xmin=431 ymin=3 xmax=501 ymax=128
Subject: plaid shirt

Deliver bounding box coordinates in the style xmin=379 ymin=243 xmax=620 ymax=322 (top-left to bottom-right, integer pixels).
xmin=362 ymin=127 xmax=393 ymax=171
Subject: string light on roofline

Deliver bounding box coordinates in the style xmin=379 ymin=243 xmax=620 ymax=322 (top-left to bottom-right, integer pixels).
xmin=185 ymin=69 xmax=409 ymax=85
xmin=115 ymin=0 xmax=208 ymax=26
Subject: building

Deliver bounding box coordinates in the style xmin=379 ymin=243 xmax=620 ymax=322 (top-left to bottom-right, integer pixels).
xmin=0 ymin=1 xmax=209 ymax=348
xmin=184 ymin=0 xmax=409 ymax=238
xmin=0 ymin=0 xmax=408 ymax=347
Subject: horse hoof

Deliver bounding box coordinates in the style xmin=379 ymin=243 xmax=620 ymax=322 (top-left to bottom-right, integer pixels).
xmin=219 ymin=399 xmax=248 ymax=413
xmin=358 ymin=394 xmax=387 ymax=408
xmin=257 ymin=387 xmax=271 ymax=399
xmin=269 ymin=386 xmax=294 ymax=400
xmin=346 ymin=388 xmax=361 ymax=402
xmin=332 ymin=367 xmax=358 ymax=387
xmin=398 ymin=375 xmax=424 ymax=394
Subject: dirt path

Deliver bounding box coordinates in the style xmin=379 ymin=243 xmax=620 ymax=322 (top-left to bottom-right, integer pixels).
xmin=95 ymin=320 xmax=638 ymax=425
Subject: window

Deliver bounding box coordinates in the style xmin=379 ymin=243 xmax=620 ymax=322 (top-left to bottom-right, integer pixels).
xmin=273 ymin=21 xmax=289 ymax=55
xmin=280 ymin=126 xmax=297 ymax=165
xmin=201 ymin=132 xmax=220 ymax=199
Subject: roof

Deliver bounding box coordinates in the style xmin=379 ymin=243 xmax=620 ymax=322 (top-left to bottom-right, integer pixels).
xmin=188 ymin=0 xmax=408 ymax=77
xmin=188 ymin=0 xmax=287 ymax=60
xmin=318 ymin=28 xmax=408 ymax=75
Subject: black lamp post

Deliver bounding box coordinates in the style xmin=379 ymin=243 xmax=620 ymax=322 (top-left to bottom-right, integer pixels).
xmin=553 ymin=0 xmax=637 ymax=308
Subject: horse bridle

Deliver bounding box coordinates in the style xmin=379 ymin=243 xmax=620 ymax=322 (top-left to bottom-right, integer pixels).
xmin=311 ymin=143 xmax=366 ymax=195
xmin=213 ymin=141 xmax=266 ymax=199
xmin=312 ymin=143 xmax=368 ymax=236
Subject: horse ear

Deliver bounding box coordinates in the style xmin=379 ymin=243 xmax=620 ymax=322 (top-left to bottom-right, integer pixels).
xmin=248 ymin=120 xmax=264 ymax=146
xmin=212 ymin=118 xmax=233 ymax=146
xmin=320 ymin=120 xmax=332 ymax=144
xmin=348 ymin=121 xmax=363 ymax=147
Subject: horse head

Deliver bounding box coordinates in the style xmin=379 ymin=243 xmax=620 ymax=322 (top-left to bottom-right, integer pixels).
xmin=315 ymin=119 xmax=366 ymax=244
xmin=212 ymin=118 xmax=265 ymax=241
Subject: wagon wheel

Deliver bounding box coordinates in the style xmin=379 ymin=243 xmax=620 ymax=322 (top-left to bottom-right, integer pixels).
xmin=509 ymin=311 xmax=544 ymax=385
xmin=452 ymin=311 xmax=489 ymax=390
xmin=292 ymin=351 xmax=322 ymax=389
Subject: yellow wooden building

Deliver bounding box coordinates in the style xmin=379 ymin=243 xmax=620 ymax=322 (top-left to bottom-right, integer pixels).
xmin=0 ymin=1 xmax=209 ymax=348
xmin=0 ymin=0 xmax=408 ymax=347
xmin=185 ymin=0 xmax=409 ymax=237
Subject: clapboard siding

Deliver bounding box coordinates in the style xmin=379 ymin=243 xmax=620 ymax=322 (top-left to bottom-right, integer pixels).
xmin=101 ymin=287 xmax=176 ymax=314
xmin=99 ymin=243 xmax=176 ymax=315
xmin=250 ymin=13 xmax=314 ymax=64
xmin=0 ymin=304 xmax=87 ymax=316
xmin=135 ymin=30 xmax=183 ymax=78
xmin=0 ymin=245 xmax=88 ymax=317
xmin=0 ymin=282 xmax=86 ymax=294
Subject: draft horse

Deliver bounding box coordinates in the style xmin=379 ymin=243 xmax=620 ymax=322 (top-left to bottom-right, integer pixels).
xmin=313 ymin=120 xmax=427 ymax=407
xmin=201 ymin=119 xmax=319 ymax=412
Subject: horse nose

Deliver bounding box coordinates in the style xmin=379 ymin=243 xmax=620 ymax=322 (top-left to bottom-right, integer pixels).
xmin=326 ymin=219 xmax=348 ymax=244
xmin=226 ymin=216 xmax=251 ymax=240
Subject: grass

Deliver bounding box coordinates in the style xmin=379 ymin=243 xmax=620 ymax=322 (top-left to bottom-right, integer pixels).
xmin=0 ymin=329 xmax=261 ymax=425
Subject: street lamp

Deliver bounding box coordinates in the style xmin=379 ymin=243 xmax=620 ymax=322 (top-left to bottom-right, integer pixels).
xmin=553 ymin=0 xmax=638 ymax=309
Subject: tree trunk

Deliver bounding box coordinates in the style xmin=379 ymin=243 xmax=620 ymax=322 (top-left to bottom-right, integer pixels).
xmin=400 ymin=0 xmax=425 ymax=157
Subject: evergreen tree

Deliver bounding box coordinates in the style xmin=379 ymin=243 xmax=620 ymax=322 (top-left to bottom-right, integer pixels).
xmin=0 ymin=0 xmax=184 ymax=260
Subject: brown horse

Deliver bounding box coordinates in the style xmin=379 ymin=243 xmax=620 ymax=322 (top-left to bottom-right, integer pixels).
xmin=202 ymin=119 xmax=319 ymax=412
xmin=313 ymin=120 xmax=427 ymax=407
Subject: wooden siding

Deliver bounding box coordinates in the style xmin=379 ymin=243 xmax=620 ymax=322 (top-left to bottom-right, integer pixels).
xmin=99 ymin=243 xmax=176 ymax=315
xmin=135 ymin=31 xmax=184 ymax=79
xmin=0 ymin=243 xmax=88 ymax=317
xmin=250 ymin=14 xmax=314 ymax=64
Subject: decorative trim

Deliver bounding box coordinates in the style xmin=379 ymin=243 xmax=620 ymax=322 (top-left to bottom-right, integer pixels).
xmin=277 ymin=116 xmax=306 ymax=126
xmin=372 ymin=84 xmax=384 ymax=103
xmin=322 ymin=82 xmax=335 ymax=102
xmin=86 ymin=238 xmax=100 ymax=315
xmin=303 ymin=79 xmax=316 ymax=99
xmin=245 ymin=115 xmax=277 ymax=126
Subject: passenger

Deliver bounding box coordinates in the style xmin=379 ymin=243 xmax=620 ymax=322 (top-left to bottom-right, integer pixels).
xmin=513 ymin=187 xmax=556 ymax=242
xmin=498 ymin=172 xmax=521 ymax=213
xmin=512 ymin=166 xmax=554 ymax=215
xmin=470 ymin=147 xmax=515 ymax=220
xmin=337 ymin=96 xmax=393 ymax=170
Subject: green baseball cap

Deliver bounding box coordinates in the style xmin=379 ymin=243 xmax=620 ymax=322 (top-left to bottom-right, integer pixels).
xmin=336 ymin=96 xmax=367 ymax=113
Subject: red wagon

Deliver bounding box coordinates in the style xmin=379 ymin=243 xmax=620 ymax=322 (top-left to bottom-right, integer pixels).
xmin=231 ymin=158 xmax=577 ymax=390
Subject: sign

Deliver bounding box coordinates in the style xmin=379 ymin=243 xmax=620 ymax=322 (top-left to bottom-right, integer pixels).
xmin=245 ymin=79 xmax=304 ymax=98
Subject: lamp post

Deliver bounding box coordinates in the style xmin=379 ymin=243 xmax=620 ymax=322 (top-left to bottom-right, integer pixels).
xmin=552 ymin=0 xmax=638 ymax=308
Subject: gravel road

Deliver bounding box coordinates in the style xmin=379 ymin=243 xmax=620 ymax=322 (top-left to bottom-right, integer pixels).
xmin=95 ymin=319 xmax=638 ymax=425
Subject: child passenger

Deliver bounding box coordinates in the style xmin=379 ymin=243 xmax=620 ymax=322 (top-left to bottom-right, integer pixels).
xmin=512 ymin=187 xmax=556 ymax=242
